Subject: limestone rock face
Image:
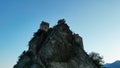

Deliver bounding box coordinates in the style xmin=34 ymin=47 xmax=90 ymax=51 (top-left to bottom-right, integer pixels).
xmin=14 ymin=19 xmax=98 ymax=68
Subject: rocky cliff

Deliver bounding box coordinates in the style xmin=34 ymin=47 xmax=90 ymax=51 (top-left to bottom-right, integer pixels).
xmin=14 ymin=19 xmax=99 ymax=68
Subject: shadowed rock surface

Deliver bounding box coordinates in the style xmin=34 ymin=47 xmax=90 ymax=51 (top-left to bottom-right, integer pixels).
xmin=14 ymin=19 xmax=99 ymax=68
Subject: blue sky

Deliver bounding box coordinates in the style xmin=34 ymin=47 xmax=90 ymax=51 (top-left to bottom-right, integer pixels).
xmin=0 ymin=0 xmax=120 ymax=68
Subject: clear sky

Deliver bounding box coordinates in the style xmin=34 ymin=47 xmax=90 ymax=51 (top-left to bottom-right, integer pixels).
xmin=0 ymin=0 xmax=120 ymax=68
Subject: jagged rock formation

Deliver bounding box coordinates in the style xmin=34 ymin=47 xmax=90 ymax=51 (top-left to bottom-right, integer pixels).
xmin=14 ymin=19 xmax=99 ymax=68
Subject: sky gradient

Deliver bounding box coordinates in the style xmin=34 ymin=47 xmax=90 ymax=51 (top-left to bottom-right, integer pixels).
xmin=0 ymin=0 xmax=120 ymax=68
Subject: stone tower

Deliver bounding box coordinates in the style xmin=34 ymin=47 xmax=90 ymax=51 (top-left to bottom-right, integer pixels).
xmin=40 ymin=21 xmax=49 ymax=31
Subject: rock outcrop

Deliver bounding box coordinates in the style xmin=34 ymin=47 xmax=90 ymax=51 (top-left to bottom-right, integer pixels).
xmin=14 ymin=19 xmax=99 ymax=68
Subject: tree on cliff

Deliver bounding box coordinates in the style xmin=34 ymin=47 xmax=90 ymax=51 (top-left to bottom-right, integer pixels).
xmin=89 ymin=52 xmax=104 ymax=68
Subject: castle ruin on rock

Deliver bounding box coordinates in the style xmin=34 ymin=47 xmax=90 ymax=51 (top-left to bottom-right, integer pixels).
xmin=14 ymin=19 xmax=99 ymax=68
